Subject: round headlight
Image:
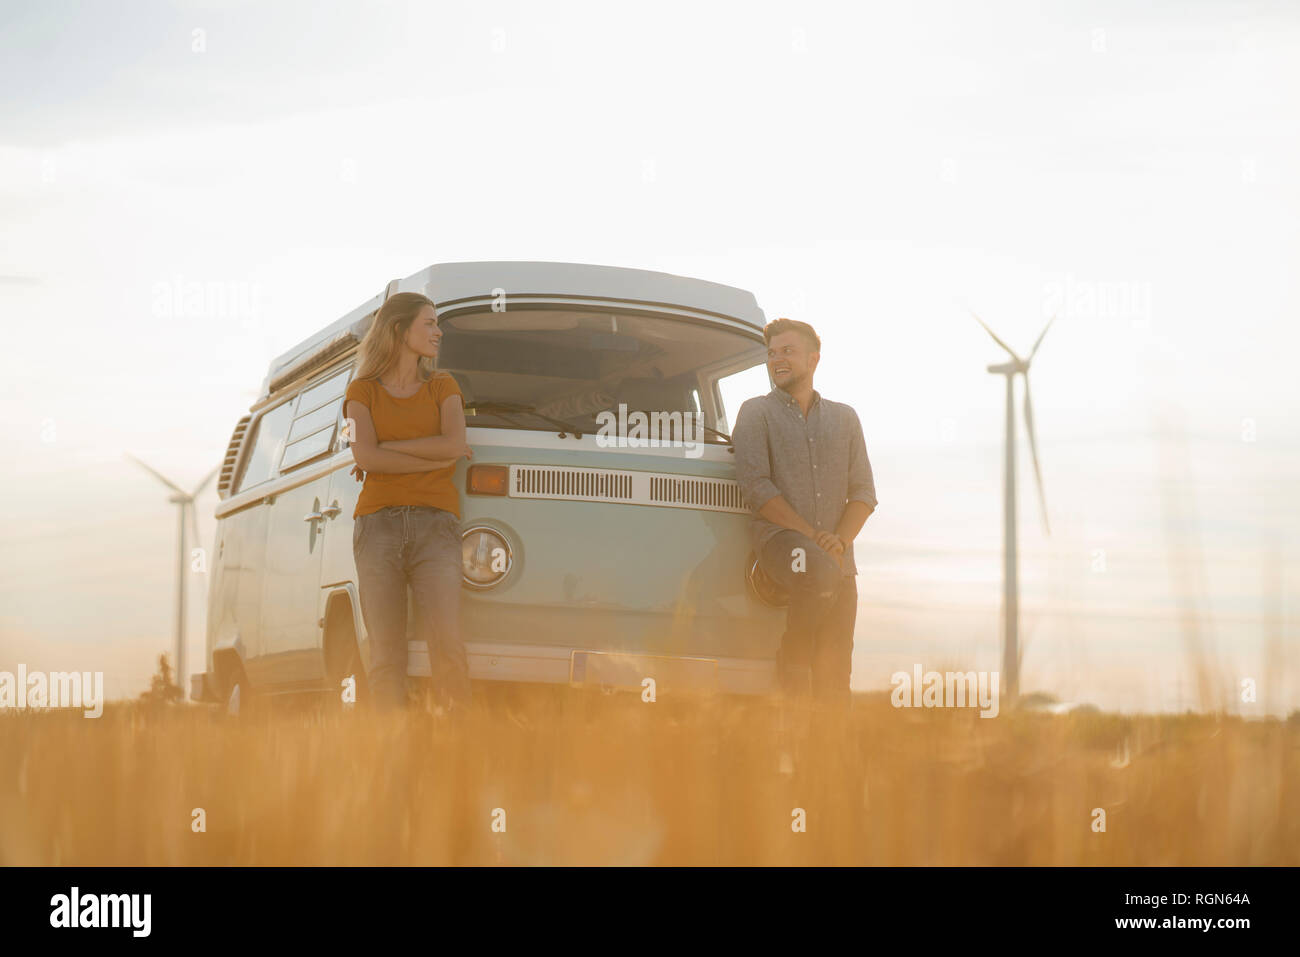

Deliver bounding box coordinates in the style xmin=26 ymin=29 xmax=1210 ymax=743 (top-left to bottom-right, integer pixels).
xmin=462 ymin=526 xmax=512 ymax=589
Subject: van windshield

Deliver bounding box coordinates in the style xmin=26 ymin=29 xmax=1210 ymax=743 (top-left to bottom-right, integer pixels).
xmin=436 ymin=309 xmax=766 ymax=442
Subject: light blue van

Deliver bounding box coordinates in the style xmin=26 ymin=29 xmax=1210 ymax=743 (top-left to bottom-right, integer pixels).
xmin=195 ymin=261 xmax=787 ymax=707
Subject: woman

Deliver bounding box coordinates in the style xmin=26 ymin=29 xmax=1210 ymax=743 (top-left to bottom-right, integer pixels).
xmin=345 ymin=291 xmax=473 ymax=715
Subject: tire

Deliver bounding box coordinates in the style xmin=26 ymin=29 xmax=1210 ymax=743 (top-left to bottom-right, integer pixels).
xmin=225 ymin=665 xmax=265 ymax=720
xmin=325 ymin=606 xmax=368 ymax=712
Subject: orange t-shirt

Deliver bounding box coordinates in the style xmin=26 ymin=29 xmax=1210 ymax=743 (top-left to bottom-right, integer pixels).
xmin=345 ymin=372 xmax=463 ymax=519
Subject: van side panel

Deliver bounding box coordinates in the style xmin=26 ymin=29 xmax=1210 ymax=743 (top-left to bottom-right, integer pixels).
xmin=259 ymin=474 xmax=330 ymax=685
xmin=219 ymin=501 xmax=271 ymax=685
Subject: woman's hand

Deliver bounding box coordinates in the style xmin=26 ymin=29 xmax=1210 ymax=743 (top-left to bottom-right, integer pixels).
xmin=351 ymin=452 xmax=466 ymax=480
xmin=346 ymin=400 xmax=451 ymax=475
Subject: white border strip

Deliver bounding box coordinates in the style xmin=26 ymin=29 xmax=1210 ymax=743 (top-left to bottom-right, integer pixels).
xmin=214 ymin=427 xmax=740 ymax=519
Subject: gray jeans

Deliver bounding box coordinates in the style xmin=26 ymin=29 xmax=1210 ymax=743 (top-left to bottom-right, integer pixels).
xmin=353 ymin=505 xmax=472 ymax=712
xmin=758 ymin=529 xmax=857 ymax=712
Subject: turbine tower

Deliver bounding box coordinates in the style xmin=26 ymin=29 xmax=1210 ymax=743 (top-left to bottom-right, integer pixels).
xmin=127 ymin=456 xmax=218 ymax=699
xmin=971 ymin=312 xmax=1054 ymax=702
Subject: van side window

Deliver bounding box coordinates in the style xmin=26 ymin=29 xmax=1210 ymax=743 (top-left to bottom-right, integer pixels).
xmin=296 ymin=367 xmax=350 ymax=417
xmin=280 ymin=366 xmax=351 ymax=473
xmin=714 ymin=365 xmax=770 ymax=434
xmin=236 ymin=399 xmax=296 ymax=492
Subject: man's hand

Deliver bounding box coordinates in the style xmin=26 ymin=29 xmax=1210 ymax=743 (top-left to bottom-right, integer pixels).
xmin=814 ymin=529 xmax=845 ymax=556
xmin=350 ymin=465 xmax=364 ymax=482
xmin=813 ymin=530 xmax=848 ymax=572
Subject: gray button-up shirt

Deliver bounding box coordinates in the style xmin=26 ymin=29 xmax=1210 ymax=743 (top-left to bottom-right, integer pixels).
xmin=731 ymin=387 xmax=877 ymax=577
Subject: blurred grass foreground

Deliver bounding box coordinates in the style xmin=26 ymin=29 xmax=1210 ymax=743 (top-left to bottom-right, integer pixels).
xmin=2 ymin=685 xmax=1297 ymax=866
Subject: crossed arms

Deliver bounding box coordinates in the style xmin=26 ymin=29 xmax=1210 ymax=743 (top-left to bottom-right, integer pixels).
xmin=345 ymin=395 xmax=472 ymax=475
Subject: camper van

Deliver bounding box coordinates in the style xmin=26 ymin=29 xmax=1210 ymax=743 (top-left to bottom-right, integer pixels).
xmin=193 ymin=261 xmax=788 ymax=707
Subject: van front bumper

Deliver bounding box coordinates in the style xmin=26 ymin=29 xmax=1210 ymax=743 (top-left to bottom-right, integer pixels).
xmin=190 ymin=672 xmax=219 ymax=704
xmin=408 ymin=641 xmax=777 ymax=696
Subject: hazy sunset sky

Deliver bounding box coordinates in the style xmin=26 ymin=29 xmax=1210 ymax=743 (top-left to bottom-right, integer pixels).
xmin=2 ymin=0 xmax=1297 ymax=711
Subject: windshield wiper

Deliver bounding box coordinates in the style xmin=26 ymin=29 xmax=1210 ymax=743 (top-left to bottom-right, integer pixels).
xmin=619 ymin=419 xmax=733 ymax=447
xmin=680 ymin=423 xmax=735 ymax=452
xmin=466 ymin=401 xmax=734 ymax=449
xmin=465 ymin=401 xmax=585 ymax=439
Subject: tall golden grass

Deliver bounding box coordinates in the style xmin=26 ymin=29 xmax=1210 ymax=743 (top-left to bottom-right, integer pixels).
xmin=1 ymin=686 xmax=1297 ymax=865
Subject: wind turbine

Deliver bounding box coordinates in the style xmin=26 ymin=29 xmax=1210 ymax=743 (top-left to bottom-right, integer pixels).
xmin=127 ymin=456 xmax=218 ymax=699
xmin=971 ymin=311 xmax=1054 ymax=702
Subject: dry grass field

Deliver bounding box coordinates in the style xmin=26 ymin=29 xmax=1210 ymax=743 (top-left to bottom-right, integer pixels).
xmin=2 ymin=685 xmax=1297 ymax=866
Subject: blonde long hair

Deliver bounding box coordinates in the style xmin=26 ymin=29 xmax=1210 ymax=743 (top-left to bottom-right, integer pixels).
xmin=354 ymin=291 xmax=439 ymax=381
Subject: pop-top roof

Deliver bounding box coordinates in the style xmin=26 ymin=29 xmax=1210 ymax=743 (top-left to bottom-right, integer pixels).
xmin=259 ymin=260 xmax=766 ymax=399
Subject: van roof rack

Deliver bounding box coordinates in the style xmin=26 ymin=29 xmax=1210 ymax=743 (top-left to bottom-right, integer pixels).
xmin=257 ymin=262 xmax=765 ymax=403
xmin=259 ymin=278 xmax=397 ymax=398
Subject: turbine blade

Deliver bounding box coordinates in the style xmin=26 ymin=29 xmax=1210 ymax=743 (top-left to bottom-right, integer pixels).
xmin=191 ymin=465 xmax=219 ymax=497
xmin=125 ymin=454 xmax=186 ymax=496
xmin=969 ymin=310 xmax=1022 ymax=362
xmin=1022 ymin=375 xmax=1050 ymax=536
xmin=1028 ymin=314 xmax=1056 ymax=362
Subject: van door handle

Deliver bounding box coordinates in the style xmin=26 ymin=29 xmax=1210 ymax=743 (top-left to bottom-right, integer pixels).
xmin=321 ymin=502 xmax=342 ymax=519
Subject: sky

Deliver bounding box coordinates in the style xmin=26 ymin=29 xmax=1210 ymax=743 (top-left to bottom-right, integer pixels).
xmin=1 ymin=0 xmax=1297 ymax=713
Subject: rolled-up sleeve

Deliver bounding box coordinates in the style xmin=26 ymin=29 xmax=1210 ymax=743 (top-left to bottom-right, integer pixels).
xmin=731 ymin=399 xmax=782 ymax=513
xmin=846 ymin=409 xmax=878 ymax=510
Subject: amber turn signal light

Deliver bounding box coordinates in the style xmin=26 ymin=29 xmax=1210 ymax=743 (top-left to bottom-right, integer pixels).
xmin=467 ymin=464 xmax=509 ymax=495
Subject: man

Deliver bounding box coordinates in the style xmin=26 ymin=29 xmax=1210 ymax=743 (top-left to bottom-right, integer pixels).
xmin=731 ymin=317 xmax=877 ymax=714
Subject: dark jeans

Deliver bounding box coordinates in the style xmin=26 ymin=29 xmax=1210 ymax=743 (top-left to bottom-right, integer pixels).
xmin=353 ymin=505 xmax=472 ymax=713
xmin=759 ymin=529 xmax=857 ymax=712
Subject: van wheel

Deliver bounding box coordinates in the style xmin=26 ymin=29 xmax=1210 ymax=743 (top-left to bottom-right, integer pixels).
xmin=225 ymin=667 xmax=264 ymax=719
xmin=325 ymin=610 xmax=368 ymax=712
xmin=336 ymin=643 xmax=368 ymax=712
